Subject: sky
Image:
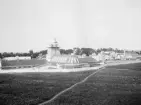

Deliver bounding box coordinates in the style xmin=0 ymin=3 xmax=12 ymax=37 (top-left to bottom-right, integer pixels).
xmin=0 ymin=0 xmax=141 ymax=52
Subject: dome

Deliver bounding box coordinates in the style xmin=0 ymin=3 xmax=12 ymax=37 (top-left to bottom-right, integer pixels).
xmin=50 ymin=55 xmax=96 ymax=64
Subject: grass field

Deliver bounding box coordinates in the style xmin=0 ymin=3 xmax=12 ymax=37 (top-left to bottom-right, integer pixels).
xmin=47 ymin=63 xmax=141 ymax=105
xmin=107 ymin=62 xmax=141 ymax=71
xmin=1 ymin=63 xmax=141 ymax=105
xmin=0 ymin=70 xmax=96 ymax=105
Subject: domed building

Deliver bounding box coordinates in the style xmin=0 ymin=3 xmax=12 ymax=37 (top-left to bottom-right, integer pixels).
xmin=46 ymin=39 xmax=98 ymax=69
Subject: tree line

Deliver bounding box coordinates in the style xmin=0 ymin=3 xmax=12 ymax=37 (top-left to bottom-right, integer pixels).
xmin=0 ymin=50 xmax=47 ymax=59
xmin=60 ymin=47 xmax=138 ymax=56
xmin=0 ymin=47 xmax=140 ymax=59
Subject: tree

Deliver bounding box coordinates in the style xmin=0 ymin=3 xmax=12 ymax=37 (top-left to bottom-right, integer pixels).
xmin=60 ymin=49 xmax=66 ymax=54
xmin=0 ymin=53 xmax=2 ymax=59
xmin=40 ymin=50 xmax=47 ymax=55
xmin=60 ymin=49 xmax=73 ymax=55
xmin=96 ymin=49 xmax=101 ymax=54
xmin=65 ymin=49 xmax=73 ymax=54
xmin=73 ymin=47 xmax=81 ymax=55
xmin=32 ymin=52 xmax=39 ymax=58
xmin=29 ymin=50 xmax=33 ymax=55
xmin=81 ymin=48 xmax=95 ymax=56
xmin=15 ymin=53 xmax=21 ymax=57
xmin=2 ymin=52 xmax=8 ymax=58
xmin=9 ymin=52 xmax=14 ymax=57
xmin=29 ymin=50 xmax=34 ymax=58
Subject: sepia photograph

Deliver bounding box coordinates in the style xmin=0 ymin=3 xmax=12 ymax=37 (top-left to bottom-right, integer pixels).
xmin=0 ymin=0 xmax=141 ymax=105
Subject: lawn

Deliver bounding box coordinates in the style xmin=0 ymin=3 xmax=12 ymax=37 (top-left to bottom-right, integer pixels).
xmin=48 ymin=63 xmax=141 ymax=105
xmin=107 ymin=62 xmax=141 ymax=71
xmin=0 ymin=70 xmax=96 ymax=105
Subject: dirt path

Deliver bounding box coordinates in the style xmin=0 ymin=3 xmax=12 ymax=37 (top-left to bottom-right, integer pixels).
xmin=38 ymin=67 xmax=105 ymax=105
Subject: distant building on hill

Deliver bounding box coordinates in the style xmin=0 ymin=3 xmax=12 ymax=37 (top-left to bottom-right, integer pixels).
xmin=92 ymin=51 xmax=129 ymax=61
xmin=124 ymin=52 xmax=140 ymax=60
xmin=115 ymin=53 xmax=125 ymax=60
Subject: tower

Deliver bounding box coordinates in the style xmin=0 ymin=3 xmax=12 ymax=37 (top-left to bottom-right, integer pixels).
xmin=124 ymin=49 xmax=126 ymax=60
xmin=46 ymin=39 xmax=60 ymax=61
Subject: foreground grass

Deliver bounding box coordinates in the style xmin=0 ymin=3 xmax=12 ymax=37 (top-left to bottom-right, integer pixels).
xmin=48 ymin=63 xmax=141 ymax=105
xmin=107 ymin=62 xmax=141 ymax=71
xmin=0 ymin=70 xmax=96 ymax=105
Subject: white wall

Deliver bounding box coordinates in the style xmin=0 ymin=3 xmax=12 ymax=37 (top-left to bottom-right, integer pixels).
xmin=3 ymin=56 xmax=31 ymax=60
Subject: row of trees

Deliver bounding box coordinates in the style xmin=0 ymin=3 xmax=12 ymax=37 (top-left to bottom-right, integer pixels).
xmin=0 ymin=50 xmax=47 ymax=59
xmin=61 ymin=47 xmax=141 ymax=56
xmin=60 ymin=47 xmax=137 ymax=56
xmin=0 ymin=47 xmax=140 ymax=59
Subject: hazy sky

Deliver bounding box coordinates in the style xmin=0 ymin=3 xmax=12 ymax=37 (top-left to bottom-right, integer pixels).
xmin=0 ymin=0 xmax=141 ymax=52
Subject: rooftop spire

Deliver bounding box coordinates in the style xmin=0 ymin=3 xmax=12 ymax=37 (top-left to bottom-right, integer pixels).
xmin=54 ymin=38 xmax=57 ymax=43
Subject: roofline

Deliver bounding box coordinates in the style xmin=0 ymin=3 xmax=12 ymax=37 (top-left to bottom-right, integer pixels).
xmin=48 ymin=46 xmax=60 ymax=48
